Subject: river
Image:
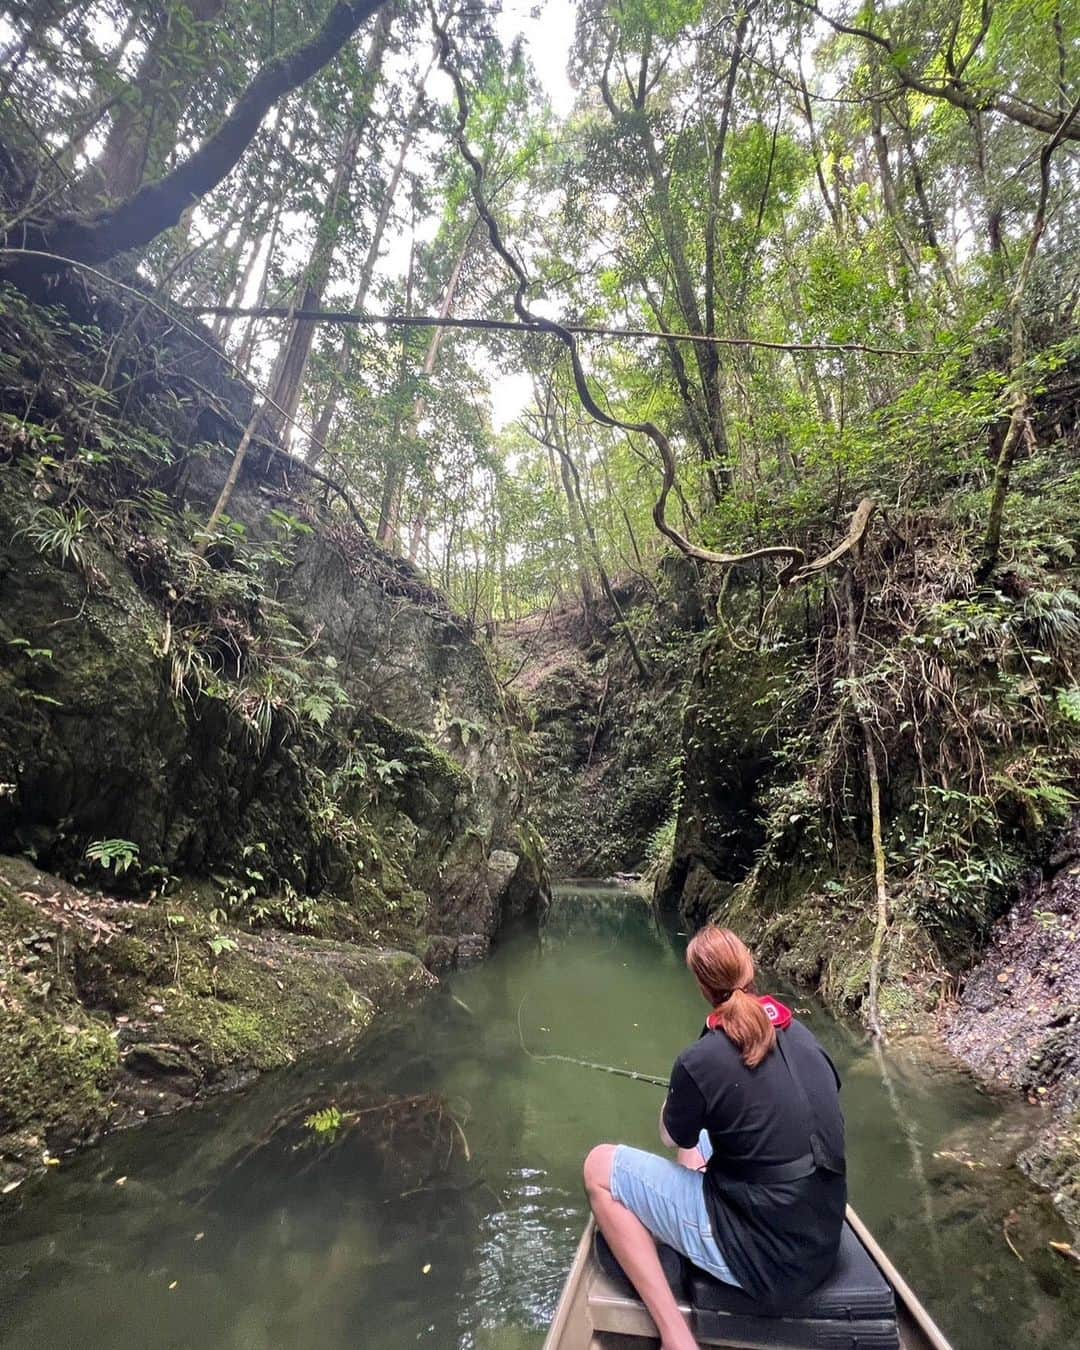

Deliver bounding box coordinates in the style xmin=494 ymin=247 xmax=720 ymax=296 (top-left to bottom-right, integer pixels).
xmin=1 ymin=882 xmax=1077 ymax=1349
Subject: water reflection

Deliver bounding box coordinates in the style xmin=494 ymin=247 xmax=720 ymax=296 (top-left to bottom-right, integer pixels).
xmin=0 ymin=885 xmax=1076 ymax=1350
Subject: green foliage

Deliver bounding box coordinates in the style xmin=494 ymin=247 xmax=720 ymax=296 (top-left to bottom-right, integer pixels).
xmin=7 ymin=637 xmax=53 ymax=662
xmin=85 ymin=839 xmax=140 ymax=875
xmin=16 ymin=505 xmax=91 ymax=570
xmin=644 ymin=813 xmax=677 ymax=873
xmin=1055 ymin=688 xmax=1080 ymax=725
xmin=304 ymin=1105 xmax=343 ymax=1137
xmin=0 ymin=0 xmax=1076 ymax=1022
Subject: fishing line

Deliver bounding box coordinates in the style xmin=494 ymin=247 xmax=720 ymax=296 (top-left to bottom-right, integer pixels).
xmin=516 ymin=995 xmax=668 ymax=1088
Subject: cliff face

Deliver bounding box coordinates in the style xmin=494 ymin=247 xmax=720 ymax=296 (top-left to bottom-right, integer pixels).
xmin=0 ymin=476 xmax=540 ymax=956
xmin=499 ymin=577 xmax=695 ymax=879
xmin=944 ymin=815 xmax=1080 ymax=1234
xmin=0 ymin=276 xmax=545 ymax=1172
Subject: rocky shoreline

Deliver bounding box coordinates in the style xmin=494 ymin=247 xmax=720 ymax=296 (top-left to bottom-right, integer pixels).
xmin=0 ymin=855 xmax=442 ymax=1190
xmin=942 ymin=816 xmax=1080 ymax=1235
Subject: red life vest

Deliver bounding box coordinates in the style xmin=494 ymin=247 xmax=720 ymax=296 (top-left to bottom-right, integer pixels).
xmin=706 ymin=994 xmax=792 ymax=1032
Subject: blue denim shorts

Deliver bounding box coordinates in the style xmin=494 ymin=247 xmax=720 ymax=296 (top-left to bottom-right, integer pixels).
xmin=609 ymin=1130 xmax=741 ymax=1287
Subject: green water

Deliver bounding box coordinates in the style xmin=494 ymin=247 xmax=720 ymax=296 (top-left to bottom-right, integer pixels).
xmin=1 ymin=884 xmax=1078 ymax=1350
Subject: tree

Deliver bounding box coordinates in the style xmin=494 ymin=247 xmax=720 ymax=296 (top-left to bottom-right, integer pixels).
xmin=258 ymin=8 xmax=395 ymax=450
xmin=89 ymin=0 xmax=229 ymax=204
xmin=2 ymin=0 xmax=389 ymax=289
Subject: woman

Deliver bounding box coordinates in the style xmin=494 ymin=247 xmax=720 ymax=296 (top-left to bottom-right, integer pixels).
xmin=583 ymin=926 xmax=846 ymax=1350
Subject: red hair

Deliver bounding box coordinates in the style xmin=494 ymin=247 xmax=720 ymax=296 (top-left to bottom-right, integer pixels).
xmin=686 ymin=926 xmax=776 ymax=1068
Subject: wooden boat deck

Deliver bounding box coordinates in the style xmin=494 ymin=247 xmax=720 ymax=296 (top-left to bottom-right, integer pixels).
xmin=543 ymin=1209 xmax=953 ymax=1350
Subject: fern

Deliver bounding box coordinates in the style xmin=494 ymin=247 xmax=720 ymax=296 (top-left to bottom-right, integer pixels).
xmin=85 ymin=838 xmax=140 ymax=874
xmin=304 ymin=1105 xmax=343 ymax=1136
xmin=1020 ymin=588 xmax=1080 ymax=651
xmin=1054 ymin=687 xmax=1080 ymax=725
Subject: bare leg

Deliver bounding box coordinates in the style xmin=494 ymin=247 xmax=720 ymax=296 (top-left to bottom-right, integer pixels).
xmin=583 ymin=1145 xmax=698 ymax=1350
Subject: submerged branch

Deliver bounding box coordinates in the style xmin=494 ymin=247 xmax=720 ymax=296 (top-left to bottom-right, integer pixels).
xmin=516 ymin=996 xmax=669 ymax=1087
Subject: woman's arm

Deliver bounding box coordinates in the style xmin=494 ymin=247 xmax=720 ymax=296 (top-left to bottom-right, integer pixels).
xmin=661 ymin=1061 xmax=705 ymax=1149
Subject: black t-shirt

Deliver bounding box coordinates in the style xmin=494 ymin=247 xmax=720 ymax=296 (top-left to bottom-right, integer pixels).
xmin=663 ymin=1018 xmax=847 ymax=1307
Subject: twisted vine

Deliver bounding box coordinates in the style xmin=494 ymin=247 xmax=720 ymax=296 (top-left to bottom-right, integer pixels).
xmin=433 ymin=12 xmax=874 ymax=585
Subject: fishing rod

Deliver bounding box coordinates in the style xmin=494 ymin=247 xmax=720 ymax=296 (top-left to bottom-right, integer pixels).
xmin=516 ymin=997 xmax=668 ymax=1088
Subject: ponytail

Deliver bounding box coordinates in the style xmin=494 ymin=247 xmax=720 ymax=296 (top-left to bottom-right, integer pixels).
xmin=716 ymin=986 xmax=776 ymax=1068
xmin=686 ymin=926 xmax=777 ymax=1069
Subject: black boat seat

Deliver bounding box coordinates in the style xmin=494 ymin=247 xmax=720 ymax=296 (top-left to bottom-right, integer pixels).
xmin=594 ymin=1220 xmax=900 ymax=1349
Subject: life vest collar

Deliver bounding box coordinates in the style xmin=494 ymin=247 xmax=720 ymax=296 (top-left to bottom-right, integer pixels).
xmin=706 ymin=994 xmax=792 ymax=1032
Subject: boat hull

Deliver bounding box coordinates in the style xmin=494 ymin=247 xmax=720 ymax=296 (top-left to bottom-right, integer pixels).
xmin=543 ymin=1209 xmax=952 ymax=1350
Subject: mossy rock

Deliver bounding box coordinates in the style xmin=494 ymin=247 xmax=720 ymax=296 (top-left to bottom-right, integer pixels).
xmin=0 ymin=857 xmax=435 ymax=1179
xmin=0 ymin=874 xmax=120 ymax=1159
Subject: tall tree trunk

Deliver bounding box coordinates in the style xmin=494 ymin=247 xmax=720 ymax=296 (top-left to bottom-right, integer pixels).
xmin=889 ymin=100 xmax=960 ymax=301
xmin=869 ymin=79 xmax=920 ymax=297
xmin=558 ymin=450 xmax=598 ymax=620
xmin=234 ymin=120 xmax=296 ymax=370
xmin=307 ymin=79 xmax=429 ymax=463
xmin=376 ymin=241 xmax=416 ymax=548
xmin=599 ymin=41 xmax=731 ymax=500
xmin=92 ymin=0 xmax=228 ymax=203
xmin=531 ymin=384 xmax=649 ymax=677
xmin=399 ymin=225 xmax=475 ymax=560
xmin=260 ymin=8 xmax=393 ymax=449
xmin=534 ymin=382 xmax=597 ymax=621
xmin=196 ymin=290 xmax=302 ymax=550
xmin=201 ymin=110 xmax=287 ymax=340
xmin=978 ymin=96 xmax=1077 ymax=576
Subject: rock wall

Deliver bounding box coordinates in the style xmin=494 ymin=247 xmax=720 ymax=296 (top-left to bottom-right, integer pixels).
xmin=0 ymin=855 xmax=433 ymax=1179
xmin=944 ymin=815 xmax=1080 ymax=1233
xmin=0 ymin=274 xmax=547 ymax=1175
xmin=500 ymin=580 xmax=693 ymax=877
xmin=0 ymin=277 xmax=545 ymax=968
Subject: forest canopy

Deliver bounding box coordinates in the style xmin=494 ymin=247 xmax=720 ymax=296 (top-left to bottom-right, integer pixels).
xmin=0 ymin=0 xmax=1074 ymax=618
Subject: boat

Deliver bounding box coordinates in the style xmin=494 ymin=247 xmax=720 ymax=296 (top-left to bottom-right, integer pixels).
xmin=543 ymin=1208 xmax=953 ymax=1350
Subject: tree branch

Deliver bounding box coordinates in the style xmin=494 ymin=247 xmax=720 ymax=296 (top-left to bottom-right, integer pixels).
xmin=2 ymin=0 xmax=388 ymax=284
xmin=795 ymin=0 xmax=1080 ymax=141
xmin=185 ymin=303 xmax=932 ymax=358
xmin=432 ymin=11 xmax=875 ymax=584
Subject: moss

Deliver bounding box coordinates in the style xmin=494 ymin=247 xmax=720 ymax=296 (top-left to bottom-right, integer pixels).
xmin=706 ymin=869 xmax=938 ymax=1033
xmin=0 ymin=857 xmax=434 ymax=1176
xmin=0 ymin=1002 xmax=117 ymax=1142
xmin=75 ymin=932 xmax=173 ymax=1011
xmin=156 ymin=941 xmax=374 ymax=1073
xmin=0 ymin=880 xmax=119 ymax=1152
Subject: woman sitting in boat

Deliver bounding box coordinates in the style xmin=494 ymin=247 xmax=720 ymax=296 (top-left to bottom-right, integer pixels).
xmin=583 ymin=925 xmax=846 ymax=1350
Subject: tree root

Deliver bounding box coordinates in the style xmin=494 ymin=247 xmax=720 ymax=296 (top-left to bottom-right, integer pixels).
xmin=844 ymin=569 xmax=890 ymax=1039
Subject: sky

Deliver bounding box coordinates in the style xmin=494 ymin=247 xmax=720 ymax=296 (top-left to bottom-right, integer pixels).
xmin=499 ymin=0 xmax=578 ymax=119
